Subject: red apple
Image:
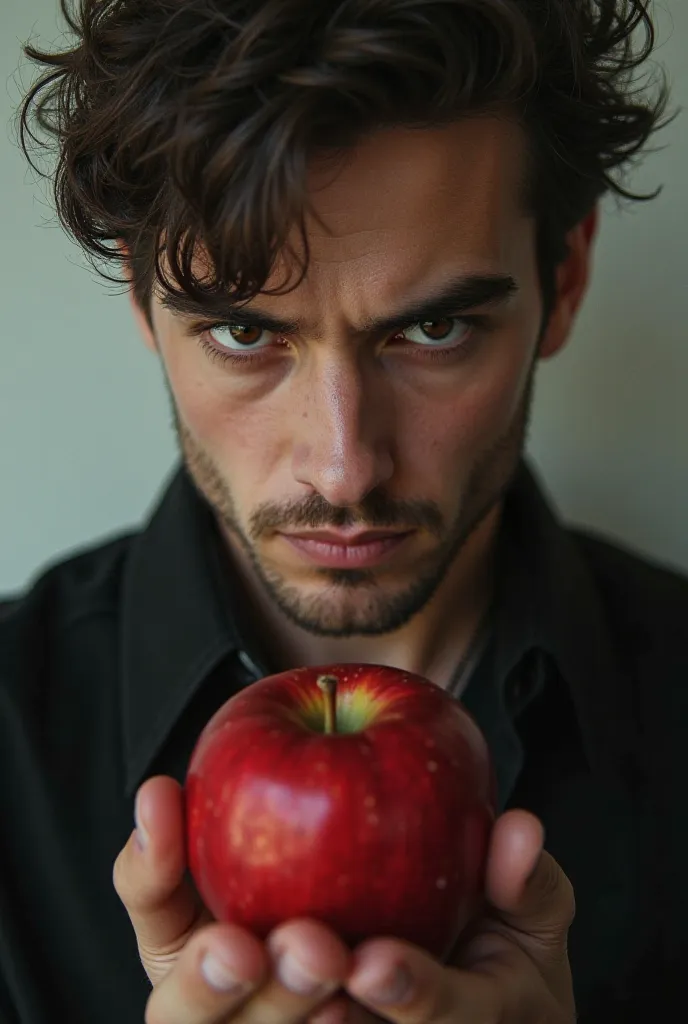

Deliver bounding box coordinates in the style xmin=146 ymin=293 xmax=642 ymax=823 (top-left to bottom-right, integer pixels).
xmin=185 ymin=663 xmax=496 ymax=961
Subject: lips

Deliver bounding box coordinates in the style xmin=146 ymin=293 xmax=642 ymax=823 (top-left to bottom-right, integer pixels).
xmin=283 ymin=529 xmax=408 ymax=546
xmin=279 ymin=529 xmax=415 ymax=569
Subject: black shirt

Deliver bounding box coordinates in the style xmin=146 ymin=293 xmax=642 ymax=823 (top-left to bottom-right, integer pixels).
xmin=1 ymin=459 xmax=688 ymax=1023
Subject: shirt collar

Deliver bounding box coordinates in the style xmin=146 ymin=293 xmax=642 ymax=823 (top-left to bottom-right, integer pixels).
xmin=120 ymin=459 xmax=634 ymax=798
xmin=120 ymin=466 xmax=243 ymax=797
xmin=492 ymin=462 xmax=636 ymax=787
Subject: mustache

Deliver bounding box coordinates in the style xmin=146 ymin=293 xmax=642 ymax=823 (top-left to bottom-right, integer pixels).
xmin=249 ymin=491 xmax=444 ymax=538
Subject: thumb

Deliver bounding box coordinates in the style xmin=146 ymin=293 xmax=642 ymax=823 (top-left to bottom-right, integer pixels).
xmin=112 ymin=775 xmax=213 ymax=986
xmin=484 ymin=810 xmax=575 ymax=957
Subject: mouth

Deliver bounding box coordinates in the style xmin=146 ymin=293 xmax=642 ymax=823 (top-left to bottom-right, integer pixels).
xmin=278 ymin=529 xmax=416 ymax=569
xmin=284 ymin=529 xmax=410 ymax=546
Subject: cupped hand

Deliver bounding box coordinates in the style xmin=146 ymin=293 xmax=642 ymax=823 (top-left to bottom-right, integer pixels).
xmin=334 ymin=809 xmax=576 ymax=1024
xmin=112 ymin=775 xmax=352 ymax=1023
xmin=113 ymin=777 xmax=575 ymax=1024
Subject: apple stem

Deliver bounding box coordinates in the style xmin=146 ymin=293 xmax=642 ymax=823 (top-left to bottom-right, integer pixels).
xmin=317 ymin=675 xmax=339 ymax=734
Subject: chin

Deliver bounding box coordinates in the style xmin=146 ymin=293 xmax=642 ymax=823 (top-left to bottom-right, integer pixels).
xmin=263 ymin=574 xmax=433 ymax=638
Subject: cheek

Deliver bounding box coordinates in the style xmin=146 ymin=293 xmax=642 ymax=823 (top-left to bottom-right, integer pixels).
xmin=163 ymin=343 xmax=287 ymax=481
xmin=466 ymin=341 xmax=534 ymax=436
xmin=190 ymin=387 xmax=287 ymax=480
xmin=402 ymin=333 xmax=535 ymax=468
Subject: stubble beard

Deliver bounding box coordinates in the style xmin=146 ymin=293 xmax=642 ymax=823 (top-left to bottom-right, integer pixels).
xmin=166 ymin=367 xmax=535 ymax=639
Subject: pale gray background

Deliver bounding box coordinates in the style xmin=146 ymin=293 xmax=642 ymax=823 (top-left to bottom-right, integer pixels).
xmin=1 ymin=0 xmax=686 ymax=594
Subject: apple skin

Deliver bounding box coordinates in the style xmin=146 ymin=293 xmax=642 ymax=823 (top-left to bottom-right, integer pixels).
xmin=185 ymin=663 xmax=496 ymax=961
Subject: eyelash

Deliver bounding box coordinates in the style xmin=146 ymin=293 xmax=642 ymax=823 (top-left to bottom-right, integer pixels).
xmin=189 ymin=316 xmax=489 ymax=369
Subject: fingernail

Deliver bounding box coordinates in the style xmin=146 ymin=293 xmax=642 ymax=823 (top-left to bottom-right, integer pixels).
xmin=275 ymin=950 xmax=328 ymax=996
xmin=200 ymin=952 xmax=250 ymax=994
xmin=357 ymin=963 xmax=413 ymax=1005
xmin=134 ymin=792 xmax=149 ymax=851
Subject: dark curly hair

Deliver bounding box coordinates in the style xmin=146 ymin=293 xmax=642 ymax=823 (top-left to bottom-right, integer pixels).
xmin=19 ymin=0 xmax=672 ymax=324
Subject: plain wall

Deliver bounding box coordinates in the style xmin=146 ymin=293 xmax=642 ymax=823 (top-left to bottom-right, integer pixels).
xmin=1 ymin=0 xmax=687 ymax=594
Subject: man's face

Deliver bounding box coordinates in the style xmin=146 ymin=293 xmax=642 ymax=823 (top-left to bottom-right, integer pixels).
xmin=141 ymin=119 xmax=590 ymax=638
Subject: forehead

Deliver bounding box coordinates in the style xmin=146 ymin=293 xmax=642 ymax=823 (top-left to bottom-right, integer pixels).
xmin=277 ymin=117 xmax=530 ymax=301
xmin=170 ymin=117 xmax=531 ymax=321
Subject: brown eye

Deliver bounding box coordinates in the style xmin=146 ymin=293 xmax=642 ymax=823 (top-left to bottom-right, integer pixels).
xmin=403 ymin=318 xmax=472 ymax=349
xmin=419 ymin=319 xmax=454 ymax=341
xmin=208 ymin=324 xmax=274 ymax=351
xmin=228 ymin=325 xmax=263 ymax=346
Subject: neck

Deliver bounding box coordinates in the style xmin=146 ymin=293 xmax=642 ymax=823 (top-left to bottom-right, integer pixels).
xmin=218 ymin=503 xmax=501 ymax=691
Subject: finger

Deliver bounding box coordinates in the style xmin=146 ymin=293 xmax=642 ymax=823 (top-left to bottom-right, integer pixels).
xmin=309 ymin=993 xmax=385 ymax=1024
xmin=308 ymin=995 xmax=352 ymax=1024
xmin=113 ymin=775 xmax=213 ymax=985
xmin=230 ymin=918 xmax=351 ymax=1024
xmin=483 ymin=809 xmax=545 ymax=910
xmin=346 ymin=936 xmax=499 ymax=1024
xmin=143 ymin=920 xmax=268 ymax=1024
xmin=484 ymin=810 xmax=575 ymax=960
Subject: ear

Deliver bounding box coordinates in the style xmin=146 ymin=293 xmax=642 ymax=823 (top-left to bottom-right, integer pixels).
xmin=117 ymin=240 xmax=158 ymax=355
xmin=538 ymin=206 xmax=599 ymax=361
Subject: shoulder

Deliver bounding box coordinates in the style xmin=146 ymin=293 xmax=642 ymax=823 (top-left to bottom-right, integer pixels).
xmin=568 ymin=525 xmax=688 ymax=711
xmin=572 ymin=525 xmax=688 ymax=600
xmin=0 ymin=531 xmax=137 ymax=693
xmin=569 ymin=526 xmax=688 ymax=632
xmin=567 ymin=535 xmax=688 ymax=977
xmin=1 ymin=531 xmax=137 ymax=622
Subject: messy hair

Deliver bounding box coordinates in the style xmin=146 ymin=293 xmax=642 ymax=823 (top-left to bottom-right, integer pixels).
xmin=20 ymin=0 xmax=671 ymax=322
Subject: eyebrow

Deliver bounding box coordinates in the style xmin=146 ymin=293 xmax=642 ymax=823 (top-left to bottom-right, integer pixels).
xmin=159 ymin=272 xmax=519 ymax=336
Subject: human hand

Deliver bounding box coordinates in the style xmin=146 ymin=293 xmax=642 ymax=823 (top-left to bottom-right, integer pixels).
xmin=113 ymin=777 xmax=575 ymax=1024
xmin=112 ymin=775 xmax=352 ymax=1023
xmin=326 ymin=808 xmax=576 ymax=1024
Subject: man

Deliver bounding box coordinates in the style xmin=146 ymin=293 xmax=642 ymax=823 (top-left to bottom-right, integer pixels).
xmin=2 ymin=0 xmax=686 ymax=1021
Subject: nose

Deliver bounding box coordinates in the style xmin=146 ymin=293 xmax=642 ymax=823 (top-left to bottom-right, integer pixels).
xmin=291 ymin=353 xmax=394 ymax=507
